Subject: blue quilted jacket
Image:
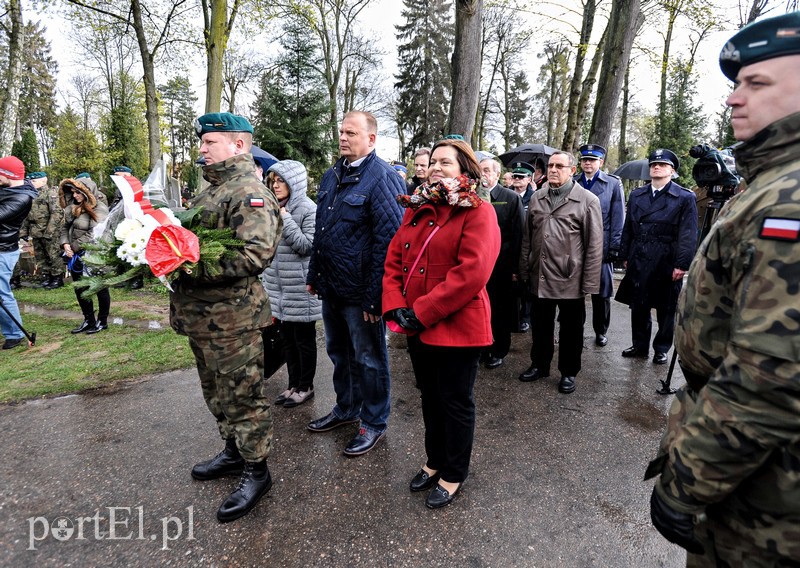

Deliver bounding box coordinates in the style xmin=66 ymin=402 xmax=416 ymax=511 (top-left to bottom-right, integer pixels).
xmin=308 ymin=151 xmax=405 ymax=314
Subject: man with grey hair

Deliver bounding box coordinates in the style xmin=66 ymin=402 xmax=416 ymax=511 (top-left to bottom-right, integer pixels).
xmin=479 ymin=156 xmax=524 ymax=369
xmin=518 ymin=150 xmax=603 ymax=394
xmin=407 ymin=147 xmax=430 ymax=194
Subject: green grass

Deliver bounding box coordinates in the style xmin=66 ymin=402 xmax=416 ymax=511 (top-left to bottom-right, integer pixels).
xmin=1 ymin=280 xmax=194 ymax=403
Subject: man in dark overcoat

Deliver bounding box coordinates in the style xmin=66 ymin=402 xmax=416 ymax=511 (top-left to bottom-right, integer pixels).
xmin=574 ymin=144 xmax=625 ymax=346
xmin=616 ymin=149 xmax=697 ymax=364
xmin=509 ymin=162 xmax=535 ymax=333
xmin=479 ymin=156 xmax=524 ymax=369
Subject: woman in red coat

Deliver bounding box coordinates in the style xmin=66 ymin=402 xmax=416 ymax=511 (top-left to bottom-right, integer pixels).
xmin=383 ymin=139 xmax=500 ymax=509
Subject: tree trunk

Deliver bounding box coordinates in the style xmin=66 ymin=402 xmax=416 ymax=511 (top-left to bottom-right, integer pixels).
xmin=561 ymin=0 xmax=596 ymax=152
xmin=617 ymin=65 xmax=631 ymax=164
xmin=448 ymin=0 xmax=483 ymax=141
xmin=203 ymin=0 xmax=230 ymax=113
xmin=572 ymin=26 xmax=606 ymax=148
xmin=589 ymin=0 xmax=642 ymax=150
xmin=130 ymin=0 xmax=161 ymax=168
xmin=0 ymin=0 xmax=24 ymax=154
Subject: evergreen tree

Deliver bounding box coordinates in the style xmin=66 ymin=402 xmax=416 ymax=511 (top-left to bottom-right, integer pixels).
xmin=527 ymin=42 xmax=571 ymax=146
xmin=11 ymin=128 xmax=39 ymax=173
xmin=251 ymin=19 xmax=333 ymax=183
xmin=159 ymin=76 xmax=198 ymax=183
xmin=48 ymin=106 xmax=105 ymax=182
xmin=648 ymin=58 xmax=706 ymax=186
xmin=505 ymin=71 xmax=531 ymax=148
xmin=394 ymin=0 xmax=454 ymax=157
xmin=102 ymin=75 xmax=149 ymax=181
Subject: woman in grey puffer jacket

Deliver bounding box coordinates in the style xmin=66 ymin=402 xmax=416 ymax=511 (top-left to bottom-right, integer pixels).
xmin=261 ymin=160 xmax=322 ymax=408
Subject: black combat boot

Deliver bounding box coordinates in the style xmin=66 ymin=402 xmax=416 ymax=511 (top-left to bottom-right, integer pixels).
xmin=86 ymin=319 xmax=108 ymax=334
xmin=71 ymin=319 xmax=95 ymax=334
xmin=10 ymin=276 xmax=21 ymax=289
xmin=38 ymin=276 xmax=52 ymax=288
xmin=216 ymin=460 xmax=272 ymax=523
xmin=45 ymin=276 xmax=64 ymax=289
xmin=191 ymin=438 xmax=245 ymax=481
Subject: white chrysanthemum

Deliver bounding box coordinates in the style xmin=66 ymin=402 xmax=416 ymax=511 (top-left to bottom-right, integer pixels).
xmin=114 ymin=218 xmax=144 ymax=241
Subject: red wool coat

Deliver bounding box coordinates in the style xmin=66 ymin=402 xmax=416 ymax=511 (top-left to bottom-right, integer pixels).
xmin=382 ymin=200 xmax=501 ymax=347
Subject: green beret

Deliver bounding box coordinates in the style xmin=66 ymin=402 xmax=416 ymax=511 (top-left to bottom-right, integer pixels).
xmin=720 ymin=11 xmax=800 ymax=81
xmin=27 ymin=171 xmax=47 ymax=179
xmin=443 ymin=134 xmax=465 ymax=141
xmin=194 ymin=113 xmax=254 ymax=138
xmin=112 ymin=166 xmax=132 ymax=174
xmin=76 ymin=172 xmax=91 ymax=179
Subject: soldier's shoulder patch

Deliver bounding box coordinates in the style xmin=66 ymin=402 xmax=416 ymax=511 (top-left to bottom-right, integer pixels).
xmin=759 ymin=217 xmax=800 ymax=241
xmin=247 ymin=195 xmax=265 ymax=208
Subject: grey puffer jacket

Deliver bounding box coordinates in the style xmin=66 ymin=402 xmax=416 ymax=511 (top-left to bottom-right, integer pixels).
xmin=261 ymin=160 xmax=322 ymax=323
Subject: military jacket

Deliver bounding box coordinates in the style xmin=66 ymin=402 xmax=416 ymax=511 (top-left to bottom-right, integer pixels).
xmin=22 ymin=185 xmax=63 ymax=239
xmin=651 ymin=111 xmax=800 ymax=560
xmin=170 ymin=154 xmax=282 ymax=339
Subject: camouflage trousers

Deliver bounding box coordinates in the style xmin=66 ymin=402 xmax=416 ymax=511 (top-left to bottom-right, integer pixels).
xmin=687 ymin=520 xmax=798 ymax=567
xmin=32 ymin=237 xmax=63 ymax=277
xmin=188 ymin=329 xmax=273 ymax=461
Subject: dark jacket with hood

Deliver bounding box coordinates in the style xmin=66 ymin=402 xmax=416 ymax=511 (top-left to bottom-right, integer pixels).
xmin=0 ymin=180 xmax=37 ymax=251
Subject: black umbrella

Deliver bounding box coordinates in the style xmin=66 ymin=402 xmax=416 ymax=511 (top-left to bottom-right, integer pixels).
xmin=498 ymin=143 xmax=558 ymax=168
xmin=613 ymin=159 xmax=679 ymax=181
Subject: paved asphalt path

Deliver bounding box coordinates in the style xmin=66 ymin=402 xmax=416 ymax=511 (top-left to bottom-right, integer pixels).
xmin=1 ymin=300 xmax=687 ymax=567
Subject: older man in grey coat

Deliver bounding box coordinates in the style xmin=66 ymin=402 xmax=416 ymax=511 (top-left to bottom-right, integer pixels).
xmin=518 ymin=150 xmax=603 ymax=394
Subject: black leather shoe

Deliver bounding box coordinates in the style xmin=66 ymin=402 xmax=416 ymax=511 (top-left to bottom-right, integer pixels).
xmin=484 ymin=356 xmax=503 ymax=369
xmin=409 ymin=469 xmax=440 ymax=492
xmin=426 ymin=483 xmax=462 ymax=509
xmin=130 ymin=276 xmax=144 ymax=290
xmin=343 ymin=427 xmax=385 ymax=456
xmin=191 ymin=438 xmax=245 ymax=480
xmin=71 ymin=320 xmax=95 ymax=334
xmin=518 ymin=322 xmax=530 ymax=333
xmin=307 ymin=412 xmax=359 ymax=433
xmin=86 ymin=320 xmax=108 ymax=335
xmin=558 ymin=375 xmax=576 ymax=394
xmin=45 ymin=276 xmax=64 ymax=289
xmin=519 ymin=365 xmax=549 ymax=382
xmin=216 ymin=460 xmax=272 ymax=523
xmin=622 ymin=346 xmax=648 ymax=358
xmin=2 ymin=337 xmax=23 ymax=350
xmin=595 ymin=334 xmax=608 ymax=346
xmin=653 ymin=352 xmax=668 ymax=365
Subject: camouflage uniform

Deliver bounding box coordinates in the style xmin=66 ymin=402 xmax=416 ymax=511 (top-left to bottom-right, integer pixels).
xmin=170 ymin=153 xmax=282 ymax=462
xmin=20 ymin=184 xmax=64 ymax=278
xmin=646 ymin=112 xmax=800 ymax=565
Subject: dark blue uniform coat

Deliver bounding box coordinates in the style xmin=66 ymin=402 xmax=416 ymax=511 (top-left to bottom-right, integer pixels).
xmin=575 ymin=171 xmax=625 ymax=298
xmin=616 ymin=181 xmax=698 ymax=309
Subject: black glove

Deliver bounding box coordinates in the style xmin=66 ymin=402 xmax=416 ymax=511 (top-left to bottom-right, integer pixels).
xmin=605 ymin=249 xmax=620 ymax=263
xmin=393 ymin=308 xmax=425 ymax=331
xmin=649 ymin=488 xmax=704 ymax=554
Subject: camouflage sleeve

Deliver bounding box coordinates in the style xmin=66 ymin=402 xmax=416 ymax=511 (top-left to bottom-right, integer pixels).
xmin=46 ymin=196 xmax=64 ymax=237
xmin=201 ymin=188 xmax=282 ymax=283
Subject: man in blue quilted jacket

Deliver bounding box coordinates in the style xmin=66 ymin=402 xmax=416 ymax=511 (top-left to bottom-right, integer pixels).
xmin=306 ymin=111 xmax=405 ymax=456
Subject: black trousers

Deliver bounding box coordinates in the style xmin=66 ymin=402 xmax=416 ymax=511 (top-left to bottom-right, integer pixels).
xmin=407 ymin=337 xmax=479 ymax=484
xmin=529 ymin=296 xmax=586 ymax=377
xmin=591 ymin=294 xmax=611 ymax=336
xmin=485 ymin=274 xmax=515 ymax=358
xmin=70 ymin=269 xmax=110 ymax=324
xmin=630 ymin=303 xmax=676 ymax=354
xmin=279 ymin=320 xmax=318 ymax=391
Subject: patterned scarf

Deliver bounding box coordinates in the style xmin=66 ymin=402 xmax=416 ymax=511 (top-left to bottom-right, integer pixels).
xmin=397 ymin=174 xmax=483 ymax=210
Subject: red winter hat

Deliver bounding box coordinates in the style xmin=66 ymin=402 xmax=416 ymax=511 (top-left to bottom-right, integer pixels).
xmin=0 ymin=156 xmax=25 ymax=181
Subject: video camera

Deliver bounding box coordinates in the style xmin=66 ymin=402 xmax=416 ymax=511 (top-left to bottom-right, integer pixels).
xmin=689 ymin=144 xmax=739 ymax=201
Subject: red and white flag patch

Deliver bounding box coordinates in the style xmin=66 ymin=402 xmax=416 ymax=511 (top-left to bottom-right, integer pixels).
xmin=760 ymin=217 xmax=800 ymax=241
xmin=249 ymin=197 xmax=265 ymax=207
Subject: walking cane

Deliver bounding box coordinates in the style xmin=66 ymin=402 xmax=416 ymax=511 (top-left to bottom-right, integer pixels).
xmin=657 ymin=351 xmax=678 ymax=395
xmin=0 ymin=297 xmax=36 ymax=346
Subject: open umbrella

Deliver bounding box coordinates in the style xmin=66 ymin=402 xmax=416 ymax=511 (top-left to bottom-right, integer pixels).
xmin=613 ymin=159 xmax=679 ymax=181
xmin=498 ymin=143 xmax=558 ymax=168
xmin=251 ymin=145 xmax=278 ymax=172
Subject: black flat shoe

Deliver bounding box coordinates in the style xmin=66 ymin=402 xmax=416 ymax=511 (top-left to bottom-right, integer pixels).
xmin=558 ymin=375 xmax=576 ymax=394
xmin=621 ymin=346 xmax=648 ymax=358
xmin=595 ymin=334 xmax=608 ymax=346
xmin=519 ymin=366 xmax=549 ymax=382
xmin=86 ymin=321 xmax=108 ymax=335
xmin=343 ymin=427 xmax=385 ymax=457
xmin=71 ymin=320 xmax=94 ymax=334
xmin=426 ymin=483 xmax=462 ymax=509
xmin=653 ymin=352 xmax=668 ymax=365
xmin=484 ymin=356 xmax=503 ymax=369
xmin=409 ymin=469 xmax=440 ymax=492
xmin=216 ymin=460 xmax=272 ymax=523
xmin=307 ymin=412 xmax=360 ymax=433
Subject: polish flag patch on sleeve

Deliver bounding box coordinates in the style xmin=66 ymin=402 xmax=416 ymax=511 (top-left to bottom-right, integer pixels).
xmin=759 ymin=217 xmax=800 ymax=241
xmin=248 ymin=196 xmax=265 ymax=207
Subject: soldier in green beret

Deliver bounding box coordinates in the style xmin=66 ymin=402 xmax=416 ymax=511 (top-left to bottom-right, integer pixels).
xmin=20 ymin=172 xmax=64 ymax=289
xmin=646 ymin=11 xmax=800 ymax=566
xmin=171 ymin=112 xmax=282 ymax=523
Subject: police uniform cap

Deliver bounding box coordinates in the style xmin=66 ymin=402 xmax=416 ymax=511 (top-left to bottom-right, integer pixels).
xmin=112 ymin=166 xmax=132 ymax=174
xmin=512 ymin=162 xmax=534 ymax=176
xmin=578 ymin=144 xmax=606 ymax=160
xmin=194 ymin=113 xmax=254 ymax=138
xmin=27 ymin=171 xmax=47 ymax=180
xmin=648 ymin=149 xmax=680 ymax=171
xmin=719 ymin=11 xmax=800 ymax=81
